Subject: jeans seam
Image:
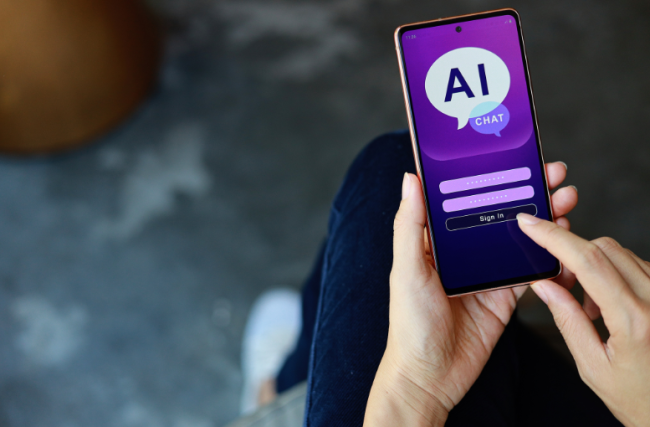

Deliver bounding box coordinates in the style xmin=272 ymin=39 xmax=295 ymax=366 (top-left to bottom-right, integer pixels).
xmin=303 ymin=232 xmax=332 ymax=427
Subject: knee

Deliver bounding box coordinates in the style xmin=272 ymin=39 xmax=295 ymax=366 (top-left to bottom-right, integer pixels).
xmin=355 ymin=130 xmax=414 ymax=173
xmin=331 ymin=130 xmax=414 ymax=218
xmin=343 ymin=131 xmax=415 ymax=188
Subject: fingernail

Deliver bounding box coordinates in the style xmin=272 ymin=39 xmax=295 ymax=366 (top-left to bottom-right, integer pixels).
xmin=401 ymin=173 xmax=411 ymax=200
xmin=558 ymin=161 xmax=568 ymax=171
xmin=517 ymin=213 xmax=541 ymax=225
xmin=531 ymin=283 xmax=548 ymax=304
xmin=570 ymin=185 xmax=578 ymax=193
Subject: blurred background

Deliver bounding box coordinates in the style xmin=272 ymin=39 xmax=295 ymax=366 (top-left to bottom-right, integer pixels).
xmin=0 ymin=0 xmax=648 ymax=425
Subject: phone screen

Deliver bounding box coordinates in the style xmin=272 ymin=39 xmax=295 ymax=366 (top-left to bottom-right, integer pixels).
xmin=397 ymin=10 xmax=560 ymax=295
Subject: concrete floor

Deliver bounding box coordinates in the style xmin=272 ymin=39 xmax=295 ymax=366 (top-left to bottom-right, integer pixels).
xmin=0 ymin=0 xmax=649 ymax=426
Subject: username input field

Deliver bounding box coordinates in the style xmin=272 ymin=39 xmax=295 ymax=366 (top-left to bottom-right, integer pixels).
xmin=439 ymin=167 xmax=531 ymax=194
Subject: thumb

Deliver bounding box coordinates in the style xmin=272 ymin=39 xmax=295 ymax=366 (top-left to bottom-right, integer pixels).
xmin=392 ymin=173 xmax=431 ymax=284
xmin=531 ymin=280 xmax=607 ymax=373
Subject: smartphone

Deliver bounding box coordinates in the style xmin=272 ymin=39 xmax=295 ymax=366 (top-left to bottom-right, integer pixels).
xmin=395 ymin=9 xmax=561 ymax=296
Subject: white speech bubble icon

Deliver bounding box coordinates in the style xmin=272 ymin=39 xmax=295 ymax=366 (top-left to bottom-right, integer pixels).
xmin=425 ymin=47 xmax=510 ymax=129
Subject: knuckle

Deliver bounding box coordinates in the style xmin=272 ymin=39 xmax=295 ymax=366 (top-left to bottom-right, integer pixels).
xmin=389 ymin=267 xmax=407 ymax=289
xmin=637 ymin=320 xmax=650 ymax=343
xmin=541 ymin=222 xmax=564 ymax=247
xmin=579 ymin=243 xmax=609 ymax=270
xmin=631 ymin=320 xmax=650 ymax=344
xmin=576 ymin=363 xmax=597 ymax=388
xmin=393 ymin=210 xmax=407 ymax=233
xmin=553 ymin=308 xmax=574 ymax=334
xmin=552 ymin=299 xmax=584 ymax=340
xmin=627 ymin=300 xmax=650 ymax=341
xmin=389 ymin=262 xmax=427 ymax=288
xmin=592 ymin=236 xmax=622 ymax=254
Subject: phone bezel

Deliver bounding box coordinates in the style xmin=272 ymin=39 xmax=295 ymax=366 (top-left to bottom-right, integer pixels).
xmin=394 ymin=8 xmax=562 ymax=297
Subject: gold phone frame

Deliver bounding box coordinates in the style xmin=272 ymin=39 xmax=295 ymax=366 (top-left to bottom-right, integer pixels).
xmin=394 ymin=8 xmax=561 ymax=297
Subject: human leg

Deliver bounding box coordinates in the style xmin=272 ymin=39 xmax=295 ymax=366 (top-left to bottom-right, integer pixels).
xmin=301 ymin=131 xmax=522 ymax=426
xmin=282 ymin=130 xmax=618 ymax=426
xmin=276 ymin=244 xmax=325 ymax=394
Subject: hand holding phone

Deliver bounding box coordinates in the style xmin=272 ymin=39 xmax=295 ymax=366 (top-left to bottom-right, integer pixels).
xmin=519 ymin=216 xmax=650 ymax=427
xmin=364 ymin=164 xmax=577 ymax=427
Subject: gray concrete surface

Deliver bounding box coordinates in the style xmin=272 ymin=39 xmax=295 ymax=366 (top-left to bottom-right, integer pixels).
xmin=0 ymin=0 xmax=648 ymax=426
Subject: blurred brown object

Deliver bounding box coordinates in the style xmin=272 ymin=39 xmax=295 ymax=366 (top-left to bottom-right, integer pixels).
xmin=0 ymin=0 xmax=160 ymax=154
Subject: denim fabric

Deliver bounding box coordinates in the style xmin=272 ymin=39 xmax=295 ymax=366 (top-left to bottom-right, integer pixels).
xmin=276 ymin=245 xmax=325 ymax=394
xmin=277 ymin=131 xmax=621 ymax=427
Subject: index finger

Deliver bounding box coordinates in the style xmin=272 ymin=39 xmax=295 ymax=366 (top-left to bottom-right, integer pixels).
xmin=517 ymin=213 xmax=634 ymax=321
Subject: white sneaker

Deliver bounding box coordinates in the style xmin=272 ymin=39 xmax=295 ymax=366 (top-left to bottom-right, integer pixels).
xmin=240 ymin=289 xmax=301 ymax=415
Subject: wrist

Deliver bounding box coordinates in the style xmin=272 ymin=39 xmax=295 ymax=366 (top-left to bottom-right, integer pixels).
xmin=364 ymin=357 xmax=450 ymax=427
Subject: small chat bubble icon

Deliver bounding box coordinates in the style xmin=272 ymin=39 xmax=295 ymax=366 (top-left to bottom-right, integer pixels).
xmin=469 ymin=102 xmax=510 ymax=137
xmin=425 ymin=48 xmax=510 ymax=129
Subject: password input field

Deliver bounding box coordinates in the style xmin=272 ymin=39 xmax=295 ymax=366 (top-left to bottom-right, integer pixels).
xmin=442 ymin=185 xmax=535 ymax=213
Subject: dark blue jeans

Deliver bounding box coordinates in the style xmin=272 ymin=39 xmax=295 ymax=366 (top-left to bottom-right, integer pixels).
xmin=276 ymin=131 xmax=620 ymax=427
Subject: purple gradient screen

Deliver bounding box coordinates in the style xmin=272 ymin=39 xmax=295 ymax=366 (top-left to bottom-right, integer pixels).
xmin=401 ymin=14 xmax=558 ymax=290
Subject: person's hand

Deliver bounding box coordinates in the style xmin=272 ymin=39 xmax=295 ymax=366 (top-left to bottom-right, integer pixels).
xmin=363 ymin=162 xmax=578 ymax=427
xmin=518 ymin=215 xmax=650 ymax=427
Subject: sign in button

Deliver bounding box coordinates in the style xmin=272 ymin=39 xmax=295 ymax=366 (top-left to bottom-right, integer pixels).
xmin=446 ymin=204 xmax=538 ymax=231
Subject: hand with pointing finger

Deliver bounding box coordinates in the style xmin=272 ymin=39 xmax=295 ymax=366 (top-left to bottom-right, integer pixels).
xmin=518 ymin=213 xmax=650 ymax=427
